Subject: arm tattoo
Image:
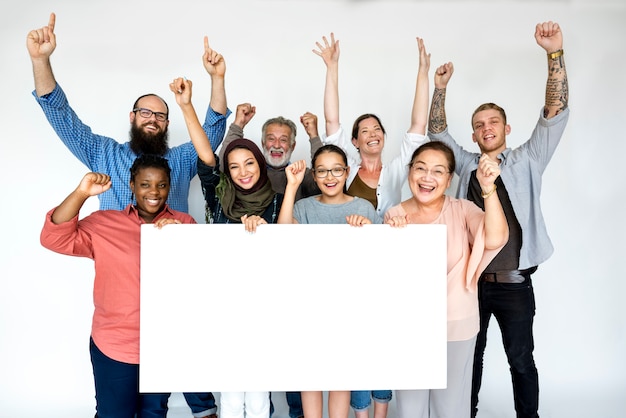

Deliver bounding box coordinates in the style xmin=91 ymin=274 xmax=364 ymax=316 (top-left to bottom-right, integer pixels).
xmin=429 ymin=87 xmax=448 ymax=133
xmin=544 ymin=55 xmax=569 ymax=117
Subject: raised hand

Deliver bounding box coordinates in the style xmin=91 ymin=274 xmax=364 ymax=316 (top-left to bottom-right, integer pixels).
xmin=434 ymin=62 xmax=454 ymax=89
xmin=313 ymin=32 xmax=340 ymax=67
xmin=202 ymin=36 xmax=226 ymax=78
xmin=300 ymin=112 xmax=319 ymax=139
xmin=476 ymin=154 xmax=501 ymax=194
xmin=78 ymin=172 xmax=112 ymax=197
xmin=285 ymin=160 xmax=307 ymax=187
xmin=27 ymin=12 xmax=56 ymax=60
xmin=534 ymin=21 xmax=563 ymax=53
xmin=417 ymin=37 xmax=431 ymax=74
xmin=169 ymin=77 xmax=193 ymax=107
xmin=234 ymin=103 xmax=256 ymax=128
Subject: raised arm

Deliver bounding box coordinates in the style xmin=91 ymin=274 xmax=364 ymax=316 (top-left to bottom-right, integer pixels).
xmin=476 ymin=155 xmax=508 ymax=249
xmin=534 ymin=21 xmax=568 ymax=119
xmin=52 ymin=173 xmax=111 ymax=225
xmin=300 ymin=112 xmax=322 ymax=160
xmin=202 ymin=36 xmax=227 ymax=116
xmin=170 ymin=77 xmax=216 ymax=166
xmin=428 ymin=62 xmax=454 ymax=134
xmin=408 ymin=37 xmax=431 ymax=134
xmin=27 ymin=12 xmax=58 ymax=96
xmin=313 ymin=33 xmax=340 ymax=137
xmin=219 ymin=103 xmax=256 ymax=167
xmin=277 ymin=160 xmax=306 ymax=224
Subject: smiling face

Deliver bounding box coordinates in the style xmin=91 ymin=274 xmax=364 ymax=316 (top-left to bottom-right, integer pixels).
xmin=262 ymin=123 xmax=295 ymax=168
xmin=227 ymin=148 xmax=261 ymax=190
xmin=471 ymin=108 xmax=510 ymax=157
xmin=408 ymin=149 xmax=453 ymax=206
xmin=313 ymin=149 xmax=349 ymax=201
xmin=130 ymin=166 xmax=170 ymax=222
xmin=351 ymin=116 xmax=385 ymax=156
xmin=130 ymin=95 xmax=169 ymax=137
xmin=129 ymin=95 xmax=170 ymax=155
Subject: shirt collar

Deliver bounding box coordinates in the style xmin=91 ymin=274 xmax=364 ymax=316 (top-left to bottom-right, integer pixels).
xmin=125 ymin=204 xmax=175 ymax=222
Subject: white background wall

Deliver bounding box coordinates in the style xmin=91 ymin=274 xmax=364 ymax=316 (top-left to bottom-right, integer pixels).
xmin=1 ymin=1 xmax=625 ymax=417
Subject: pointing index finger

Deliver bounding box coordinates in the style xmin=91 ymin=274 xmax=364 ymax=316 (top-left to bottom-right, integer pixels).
xmin=48 ymin=12 xmax=56 ymax=32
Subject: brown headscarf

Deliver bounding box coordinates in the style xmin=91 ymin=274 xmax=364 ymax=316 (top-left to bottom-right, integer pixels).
xmin=217 ymin=138 xmax=276 ymax=222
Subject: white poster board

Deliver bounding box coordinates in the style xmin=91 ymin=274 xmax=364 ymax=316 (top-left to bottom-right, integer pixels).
xmin=140 ymin=224 xmax=447 ymax=392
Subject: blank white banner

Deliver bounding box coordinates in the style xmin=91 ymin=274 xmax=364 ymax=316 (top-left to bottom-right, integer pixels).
xmin=140 ymin=224 xmax=447 ymax=392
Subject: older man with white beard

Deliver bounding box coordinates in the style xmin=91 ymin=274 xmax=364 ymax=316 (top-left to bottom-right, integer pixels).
xmin=219 ymin=103 xmax=321 ymax=202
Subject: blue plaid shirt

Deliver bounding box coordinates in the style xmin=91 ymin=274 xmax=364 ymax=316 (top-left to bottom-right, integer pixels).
xmin=34 ymin=84 xmax=231 ymax=212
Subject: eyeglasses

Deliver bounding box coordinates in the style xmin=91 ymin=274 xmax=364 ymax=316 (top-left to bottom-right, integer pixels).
xmin=314 ymin=167 xmax=348 ymax=178
xmin=133 ymin=108 xmax=168 ymax=122
xmin=410 ymin=164 xmax=449 ymax=179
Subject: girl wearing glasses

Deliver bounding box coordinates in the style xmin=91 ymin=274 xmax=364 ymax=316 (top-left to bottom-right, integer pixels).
xmin=385 ymin=142 xmax=508 ymax=418
xmin=278 ymin=144 xmax=380 ymax=418
xmin=312 ymin=33 xmax=430 ymax=418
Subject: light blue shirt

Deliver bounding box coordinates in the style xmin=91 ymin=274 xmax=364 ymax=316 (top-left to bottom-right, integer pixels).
xmin=429 ymin=107 xmax=570 ymax=269
xmin=34 ymin=84 xmax=231 ymax=212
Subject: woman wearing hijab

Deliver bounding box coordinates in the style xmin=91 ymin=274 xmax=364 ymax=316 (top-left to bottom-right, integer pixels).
xmin=170 ymin=76 xmax=282 ymax=233
xmin=170 ymin=76 xmax=281 ymax=418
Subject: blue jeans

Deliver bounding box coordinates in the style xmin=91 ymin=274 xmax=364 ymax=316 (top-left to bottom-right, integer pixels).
xmin=90 ymin=337 xmax=169 ymax=418
xmin=350 ymin=390 xmax=392 ymax=411
xmin=270 ymin=392 xmax=303 ymax=418
xmin=142 ymin=392 xmax=217 ymax=418
xmin=471 ymin=277 xmax=539 ymax=418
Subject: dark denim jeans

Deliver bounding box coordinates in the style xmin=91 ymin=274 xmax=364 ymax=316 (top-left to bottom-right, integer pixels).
xmin=270 ymin=392 xmax=303 ymax=418
xmin=141 ymin=392 xmax=217 ymax=417
xmin=90 ymin=337 xmax=141 ymax=418
xmin=471 ymin=277 xmax=539 ymax=418
xmin=90 ymin=337 xmax=170 ymax=418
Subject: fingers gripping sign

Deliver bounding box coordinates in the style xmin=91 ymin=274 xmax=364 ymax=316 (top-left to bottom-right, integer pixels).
xmin=240 ymin=214 xmax=267 ymax=233
xmin=154 ymin=218 xmax=182 ymax=229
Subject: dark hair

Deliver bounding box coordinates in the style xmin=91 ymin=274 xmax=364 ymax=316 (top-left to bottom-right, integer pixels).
xmin=132 ymin=94 xmax=169 ymax=118
xmin=351 ymin=113 xmax=386 ymax=141
xmin=471 ymin=103 xmax=506 ymax=129
xmin=223 ymin=138 xmax=269 ymax=194
xmin=312 ymin=144 xmax=348 ymax=168
xmin=312 ymin=144 xmax=349 ymax=193
xmin=130 ymin=154 xmax=171 ymax=182
xmin=409 ymin=142 xmax=456 ymax=174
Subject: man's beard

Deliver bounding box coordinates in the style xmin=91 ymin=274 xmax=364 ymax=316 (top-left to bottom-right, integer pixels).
xmin=263 ymin=147 xmax=293 ymax=168
xmin=129 ymin=123 xmax=169 ymax=156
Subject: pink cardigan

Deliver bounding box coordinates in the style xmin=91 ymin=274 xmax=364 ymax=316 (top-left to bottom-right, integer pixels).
xmin=385 ymin=196 xmax=503 ymax=341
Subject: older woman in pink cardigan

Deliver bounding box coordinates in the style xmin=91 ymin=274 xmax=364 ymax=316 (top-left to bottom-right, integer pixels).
xmin=385 ymin=141 xmax=508 ymax=418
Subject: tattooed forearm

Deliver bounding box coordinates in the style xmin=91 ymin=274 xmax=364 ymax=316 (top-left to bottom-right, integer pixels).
xmin=544 ymin=54 xmax=568 ymax=118
xmin=429 ymin=87 xmax=448 ymax=133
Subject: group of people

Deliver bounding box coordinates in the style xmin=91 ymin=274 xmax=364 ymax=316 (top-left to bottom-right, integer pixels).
xmin=30 ymin=11 xmax=569 ymax=418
